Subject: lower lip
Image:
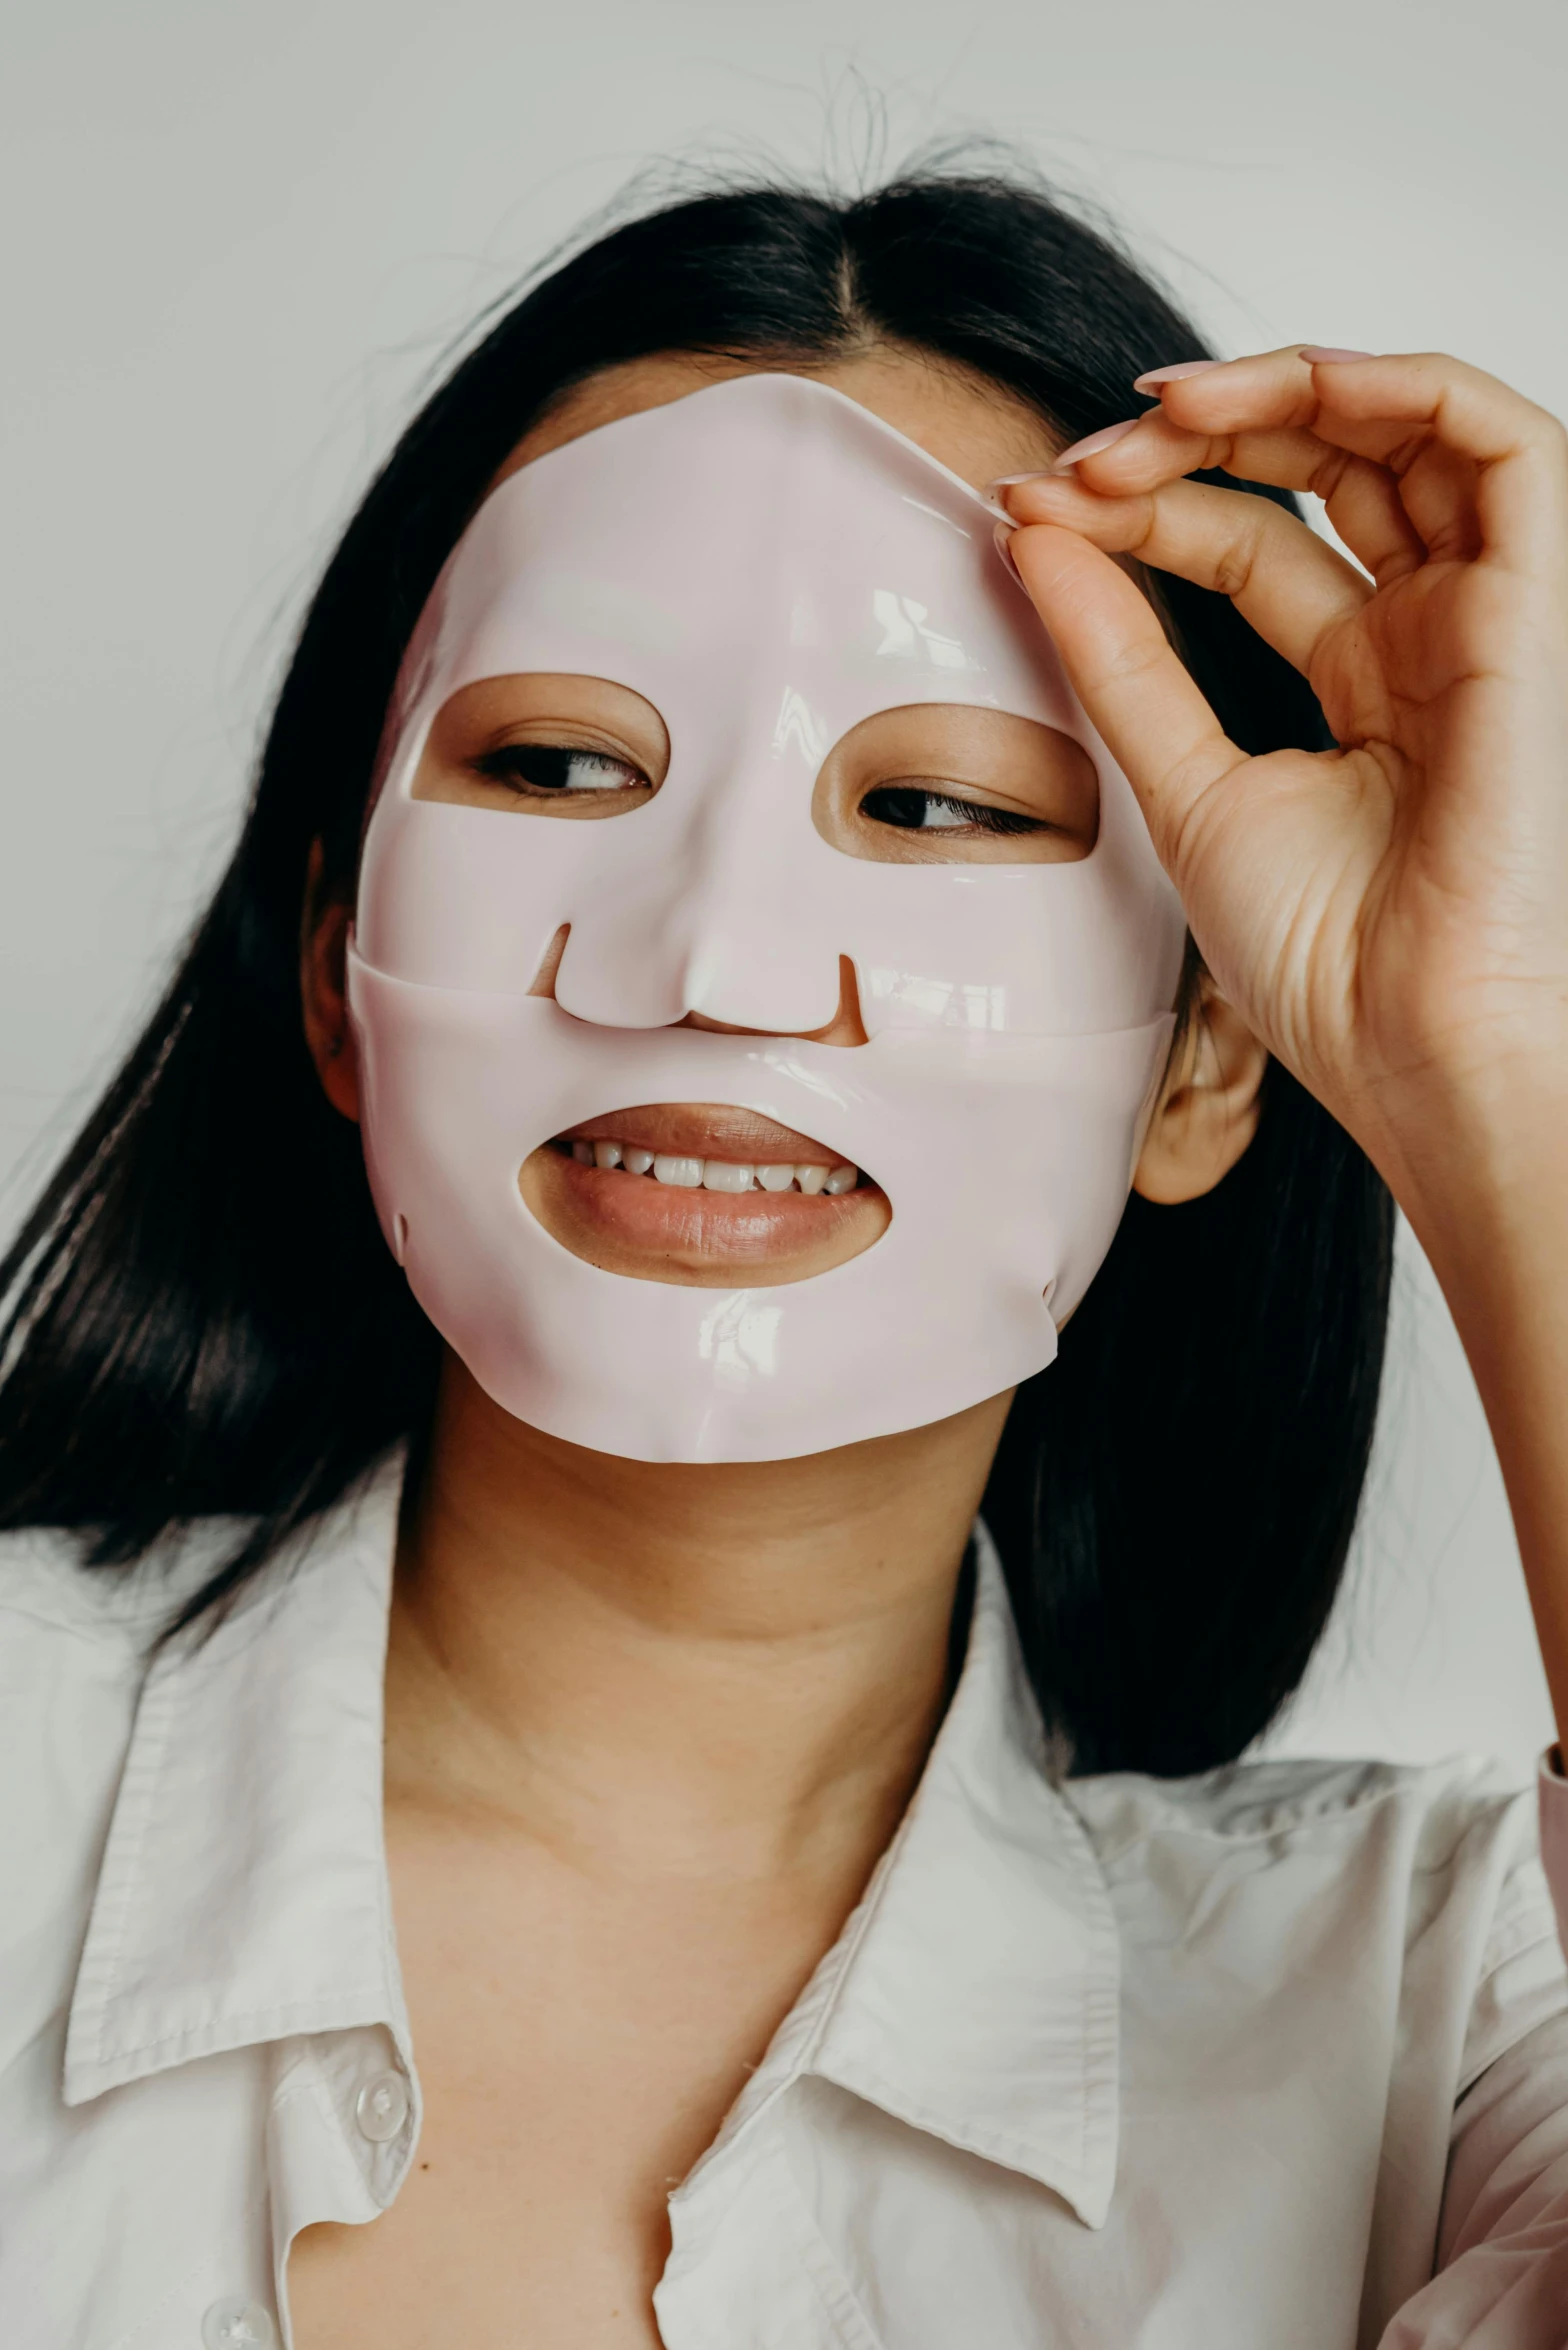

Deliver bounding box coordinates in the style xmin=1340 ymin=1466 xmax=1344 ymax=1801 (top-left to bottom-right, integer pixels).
xmin=521 ymin=1145 xmax=889 ymax=1283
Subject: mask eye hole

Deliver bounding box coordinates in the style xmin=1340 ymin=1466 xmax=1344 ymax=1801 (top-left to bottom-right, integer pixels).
xmin=411 ymin=673 xmax=669 ymax=818
xmin=813 ymin=704 xmax=1099 ymax=865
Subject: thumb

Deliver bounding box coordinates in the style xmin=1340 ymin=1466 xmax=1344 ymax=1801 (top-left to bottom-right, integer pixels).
xmin=1009 ymin=521 xmax=1247 ymax=886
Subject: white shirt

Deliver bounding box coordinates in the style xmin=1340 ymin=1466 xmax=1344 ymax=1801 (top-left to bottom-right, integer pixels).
xmin=5 ymin=1454 xmax=1568 ymax=2350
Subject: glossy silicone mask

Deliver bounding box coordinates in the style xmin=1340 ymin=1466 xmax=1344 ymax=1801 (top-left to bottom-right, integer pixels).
xmin=349 ymin=373 xmax=1188 ymax=1461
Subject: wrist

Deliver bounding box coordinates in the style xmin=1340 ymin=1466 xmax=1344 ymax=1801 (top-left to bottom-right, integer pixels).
xmin=1346 ymin=1027 xmax=1568 ymax=1254
xmin=1367 ymin=1046 xmax=1568 ymax=1748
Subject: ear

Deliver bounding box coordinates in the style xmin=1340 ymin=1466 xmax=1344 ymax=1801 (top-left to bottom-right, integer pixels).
xmin=301 ymin=839 xmax=361 ymax=1122
xmin=1132 ymin=977 xmax=1268 ymax=1204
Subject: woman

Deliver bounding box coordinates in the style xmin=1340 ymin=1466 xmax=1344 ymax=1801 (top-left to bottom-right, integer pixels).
xmin=2 ymin=173 xmax=1565 ymax=2349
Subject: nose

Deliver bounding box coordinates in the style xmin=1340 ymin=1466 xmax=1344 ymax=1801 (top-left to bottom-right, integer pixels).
xmin=668 ymin=848 xmax=845 ymax=1031
xmin=550 ymin=725 xmax=846 ymax=1034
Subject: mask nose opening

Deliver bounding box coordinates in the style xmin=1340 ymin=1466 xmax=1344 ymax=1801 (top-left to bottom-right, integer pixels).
xmin=677 ymin=954 xmax=870 ymax=1050
xmin=528 ymin=922 xmax=570 ymax=999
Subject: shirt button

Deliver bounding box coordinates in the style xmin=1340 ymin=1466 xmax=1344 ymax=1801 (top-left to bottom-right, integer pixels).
xmin=201 ymin=2302 xmax=277 ymax=2349
xmin=355 ymin=2065 xmax=411 ymax=2143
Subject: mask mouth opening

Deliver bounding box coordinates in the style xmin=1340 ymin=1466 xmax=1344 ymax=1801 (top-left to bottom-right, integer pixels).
xmin=514 ymin=1100 xmax=891 ymax=1289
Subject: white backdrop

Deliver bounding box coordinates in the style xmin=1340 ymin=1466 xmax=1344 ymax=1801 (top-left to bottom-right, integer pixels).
xmin=3 ymin=0 xmax=1561 ymax=1772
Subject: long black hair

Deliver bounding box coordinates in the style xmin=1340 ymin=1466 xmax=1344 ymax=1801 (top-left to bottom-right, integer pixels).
xmin=0 ymin=170 xmax=1392 ymax=1775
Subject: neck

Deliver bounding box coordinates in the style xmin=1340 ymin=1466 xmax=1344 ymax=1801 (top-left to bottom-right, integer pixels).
xmin=385 ymin=1355 xmax=1010 ymax=1884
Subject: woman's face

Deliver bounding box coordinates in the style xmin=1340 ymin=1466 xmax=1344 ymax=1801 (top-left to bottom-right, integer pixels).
xmin=420 ymin=348 xmax=1088 ymax=1293
xmin=316 ymin=351 xmax=1251 ymax=1466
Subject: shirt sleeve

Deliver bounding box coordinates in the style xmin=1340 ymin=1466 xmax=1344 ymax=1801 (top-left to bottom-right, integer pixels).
xmin=1375 ymin=1754 xmax=1568 ymax=2347
xmin=1538 ymin=1749 xmax=1568 ymax=1959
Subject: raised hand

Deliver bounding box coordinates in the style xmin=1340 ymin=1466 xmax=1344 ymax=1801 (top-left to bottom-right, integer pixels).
xmin=998 ymin=347 xmax=1568 ymax=1195
xmin=999 ymin=346 xmax=1568 ymax=1734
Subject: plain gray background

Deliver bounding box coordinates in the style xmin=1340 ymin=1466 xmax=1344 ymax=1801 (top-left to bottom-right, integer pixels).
xmin=3 ymin=0 xmax=1562 ymax=1771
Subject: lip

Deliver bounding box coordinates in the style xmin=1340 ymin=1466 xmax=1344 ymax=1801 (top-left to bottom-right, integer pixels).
xmin=519 ymin=1100 xmax=891 ymax=1289
xmin=554 ymin=1102 xmax=848 ymax=1163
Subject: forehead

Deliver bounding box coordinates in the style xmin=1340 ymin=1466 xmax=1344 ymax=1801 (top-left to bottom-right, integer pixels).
xmin=402 ymin=373 xmax=1071 ymax=741
xmin=494 ymin=349 xmax=1057 ymax=497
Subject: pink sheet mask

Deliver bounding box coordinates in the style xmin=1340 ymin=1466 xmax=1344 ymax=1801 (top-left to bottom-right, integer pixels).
xmin=349 ymin=373 xmax=1188 ymax=1461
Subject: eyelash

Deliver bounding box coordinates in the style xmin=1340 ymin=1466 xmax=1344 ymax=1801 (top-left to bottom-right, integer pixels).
xmin=473 ymin=744 xmax=648 ymax=795
xmin=860 ymin=785 xmax=1047 ymax=837
xmin=467 ymin=752 xmax=1044 ymax=838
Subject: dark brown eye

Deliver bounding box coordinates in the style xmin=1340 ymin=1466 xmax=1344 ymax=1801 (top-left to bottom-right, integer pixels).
xmin=812 ymin=705 xmax=1099 ymax=865
xmin=473 ymin=744 xmax=648 ymax=795
xmin=861 ymin=785 xmax=1047 ymax=836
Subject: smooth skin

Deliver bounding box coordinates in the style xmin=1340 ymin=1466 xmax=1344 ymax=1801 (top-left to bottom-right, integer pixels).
xmin=290 ymin=341 xmax=1563 ymax=2349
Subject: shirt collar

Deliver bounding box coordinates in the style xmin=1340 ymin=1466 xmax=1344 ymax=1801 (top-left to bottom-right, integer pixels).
xmin=62 ymin=1454 xmax=407 ymax=2107
xmin=701 ymin=1527 xmax=1121 ymax=2228
xmin=62 ymin=1466 xmax=1121 ymax=2227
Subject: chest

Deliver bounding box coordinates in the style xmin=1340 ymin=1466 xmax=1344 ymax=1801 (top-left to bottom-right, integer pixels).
xmin=287 ymin=1815 xmax=846 ymax=2350
xmin=6 ymin=1971 xmax=1469 ymax=2350
xmin=284 ymin=1998 xmax=700 ymax=2350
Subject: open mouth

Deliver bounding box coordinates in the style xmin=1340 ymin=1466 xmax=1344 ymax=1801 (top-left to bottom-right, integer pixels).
xmin=555 ymin=1137 xmax=861 ymax=1197
xmin=519 ymin=1104 xmax=889 ymax=1288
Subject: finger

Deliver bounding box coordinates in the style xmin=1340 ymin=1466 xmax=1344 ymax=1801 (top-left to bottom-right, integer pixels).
xmin=1009 ymin=423 xmax=1427 ymax=589
xmin=1109 ymin=348 xmax=1567 ymax=577
xmin=1239 ymin=440 xmax=1429 ymax=588
xmin=1008 ymin=474 xmax=1371 ymax=681
xmin=1097 ymin=393 xmax=1479 ymax=570
xmin=1005 ymin=521 xmax=1250 ymax=890
xmin=1296 ymin=354 xmax=1568 ymax=577
xmin=1152 ymin=346 xmax=1557 ymax=469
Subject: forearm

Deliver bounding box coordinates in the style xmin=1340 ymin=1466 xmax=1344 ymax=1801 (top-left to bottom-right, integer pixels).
xmin=1371 ymin=1054 xmax=1568 ymax=1745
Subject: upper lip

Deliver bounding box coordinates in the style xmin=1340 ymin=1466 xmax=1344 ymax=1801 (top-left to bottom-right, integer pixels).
xmin=555 ymin=1102 xmax=846 ymax=1163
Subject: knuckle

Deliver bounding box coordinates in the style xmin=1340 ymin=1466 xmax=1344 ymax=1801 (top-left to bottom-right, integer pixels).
xmin=1309 ymin=448 xmax=1355 ymax=500
xmin=1095 ymin=490 xmax=1160 ymax=557
xmin=1207 ymin=506 xmax=1276 ymax=603
xmin=1210 ymin=541 xmax=1258 ymax=602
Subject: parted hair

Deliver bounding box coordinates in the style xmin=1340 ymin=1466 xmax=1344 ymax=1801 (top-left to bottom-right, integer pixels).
xmin=0 ymin=169 xmax=1392 ymax=1775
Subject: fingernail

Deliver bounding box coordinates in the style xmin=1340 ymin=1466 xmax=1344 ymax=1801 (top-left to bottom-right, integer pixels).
xmin=1300 ymin=345 xmax=1374 ymax=364
xmin=992 ymin=519 xmax=1023 ymax=585
xmin=1131 ymin=359 xmax=1223 ymax=392
xmin=1050 ymin=417 xmax=1140 ymax=473
xmin=984 ymin=472 xmax=1049 ymax=520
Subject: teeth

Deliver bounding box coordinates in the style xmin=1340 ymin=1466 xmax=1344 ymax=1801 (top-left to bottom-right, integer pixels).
xmin=702 ymin=1160 xmax=755 ymax=1193
xmin=565 ymin=1139 xmax=862 ymax=1194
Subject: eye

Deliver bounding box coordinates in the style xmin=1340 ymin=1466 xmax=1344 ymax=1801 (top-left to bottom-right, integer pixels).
xmin=413 ymin=677 xmax=670 ymax=819
xmin=860 ymin=784 xmax=1049 ymax=838
xmin=472 ymin=743 xmax=650 ymax=797
xmin=812 ymin=706 xmax=1099 ymax=866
